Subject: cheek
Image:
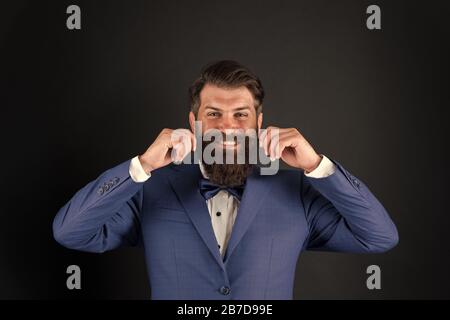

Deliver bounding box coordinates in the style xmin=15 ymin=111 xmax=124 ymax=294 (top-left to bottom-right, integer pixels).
xmin=241 ymin=118 xmax=258 ymax=130
xmin=200 ymin=119 xmax=216 ymax=132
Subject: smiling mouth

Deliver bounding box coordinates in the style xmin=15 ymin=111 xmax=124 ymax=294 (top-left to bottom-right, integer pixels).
xmin=223 ymin=141 xmax=238 ymax=147
xmin=213 ymin=140 xmax=240 ymax=149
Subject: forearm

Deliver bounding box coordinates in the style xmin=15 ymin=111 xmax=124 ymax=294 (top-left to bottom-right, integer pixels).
xmin=304 ymin=159 xmax=399 ymax=253
xmin=52 ymin=159 xmax=144 ymax=252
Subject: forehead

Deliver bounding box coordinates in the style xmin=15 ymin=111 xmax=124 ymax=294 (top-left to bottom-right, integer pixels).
xmin=199 ymin=84 xmax=254 ymax=108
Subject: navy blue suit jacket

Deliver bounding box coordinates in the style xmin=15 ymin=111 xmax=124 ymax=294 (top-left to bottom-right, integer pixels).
xmin=53 ymin=158 xmax=398 ymax=299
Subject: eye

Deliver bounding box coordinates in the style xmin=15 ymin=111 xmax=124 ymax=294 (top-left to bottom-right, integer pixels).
xmin=207 ymin=112 xmax=221 ymax=117
xmin=235 ymin=112 xmax=248 ymax=118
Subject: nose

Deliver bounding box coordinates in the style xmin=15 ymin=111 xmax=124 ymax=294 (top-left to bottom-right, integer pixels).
xmin=217 ymin=114 xmax=240 ymax=131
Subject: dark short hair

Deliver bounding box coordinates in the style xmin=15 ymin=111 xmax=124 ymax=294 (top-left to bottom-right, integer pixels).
xmin=189 ymin=60 xmax=265 ymax=117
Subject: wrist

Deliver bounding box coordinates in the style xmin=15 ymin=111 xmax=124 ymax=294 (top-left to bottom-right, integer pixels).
xmin=138 ymin=155 xmax=154 ymax=175
xmin=304 ymin=154 xmax=323 ymax=173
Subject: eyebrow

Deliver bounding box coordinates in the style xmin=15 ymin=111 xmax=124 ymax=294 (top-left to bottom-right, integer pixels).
xmin=204 ymin=105 xmax=251 ymax=111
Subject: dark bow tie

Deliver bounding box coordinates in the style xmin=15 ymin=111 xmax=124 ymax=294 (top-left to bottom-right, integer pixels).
xmin=199 ymin=178 xmax=245 ymax=201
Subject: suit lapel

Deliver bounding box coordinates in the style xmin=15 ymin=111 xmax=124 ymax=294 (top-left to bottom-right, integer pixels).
xmin=168 ymin=164 xmax=225 ymax=269
xmin=223 ymin=167 xmax=273 ymax=263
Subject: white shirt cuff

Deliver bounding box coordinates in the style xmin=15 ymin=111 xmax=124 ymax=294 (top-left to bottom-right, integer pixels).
xmin=304 ymin=155 xmax=336 ymax=178
xmin=129 ymin=156 xmax=151 ymax=182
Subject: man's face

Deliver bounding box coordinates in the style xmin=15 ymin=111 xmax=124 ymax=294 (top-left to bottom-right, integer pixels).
xmin=189 ymin=84 xmax=263 ymax=141
xmin=189 ymin=84 xmax=263 ymax=187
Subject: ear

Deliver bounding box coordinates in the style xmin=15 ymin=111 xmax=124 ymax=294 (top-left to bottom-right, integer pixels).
xmin=189 ymin=111 xmax=196 ymax=133
xmin=257 ymin=112 xmax=263 ymax=133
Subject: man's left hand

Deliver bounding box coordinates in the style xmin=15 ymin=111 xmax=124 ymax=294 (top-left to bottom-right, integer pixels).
xmin=260 ymin=127 xmax=322 ymax=173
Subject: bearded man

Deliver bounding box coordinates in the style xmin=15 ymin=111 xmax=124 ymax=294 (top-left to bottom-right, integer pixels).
xmin=53 ymin=60 xmax=398 ymax=300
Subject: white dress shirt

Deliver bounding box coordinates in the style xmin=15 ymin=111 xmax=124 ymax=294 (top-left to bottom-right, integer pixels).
xmin=129 ymin=155 xmax=336 ymax=257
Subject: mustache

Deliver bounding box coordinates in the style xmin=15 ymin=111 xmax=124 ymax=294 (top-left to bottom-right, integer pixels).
xmin=201 ymin=129 xmax=258 ymax=144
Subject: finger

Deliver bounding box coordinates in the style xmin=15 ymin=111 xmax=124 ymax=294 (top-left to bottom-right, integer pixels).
xmin=267 ymin=127 xmax=280 ymax=161
xmin=190 ymin=131 xmax=197 ymax=152
xmin=169 ymin=130 xmax=184 ymax=162
xmin=181 ymin=129 xmax=197 ymax=154
xmin=277 ymin=136 xmax=298 ymax=159
xmin=158 ymin=132 xmax=171 ymax=150
xmin=171 ymin=141 xmax=187 ymax=163
xmin=269 ymin=133 xmax=280 ymax=161
xmin=182 ymin=132 xmax=196 ymax=159
xmin=277 ymin=130 xmax=301 ymax=141
xmin=172 ymin=129 xmax=191 ymax=148
xmin=275 ymin=130 xmax=301 ymax=152
xmin=178 ymin=130 xmax=194 ymax=160
xmin=178 ymin=134 xmax=189 ymax=160
xmin=170 ymin=142 xmax=179 ymax=163
xmin=259 ymin=129 xmax=268 ymax=155
xmin=264 ymin=127 xmax=272 ymax=156
xmin=276 ymin=139 xmax=290 ymax=159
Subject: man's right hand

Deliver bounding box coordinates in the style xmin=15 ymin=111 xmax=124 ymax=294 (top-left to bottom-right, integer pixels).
xmin=138 ymin=129 xmax=196 ymax=175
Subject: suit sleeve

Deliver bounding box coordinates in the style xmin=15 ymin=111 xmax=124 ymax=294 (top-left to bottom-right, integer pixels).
xmin=301 ymin=159 xmax=399 ymax=253
xmin=52 ymin=159 xmax=144 ymax=253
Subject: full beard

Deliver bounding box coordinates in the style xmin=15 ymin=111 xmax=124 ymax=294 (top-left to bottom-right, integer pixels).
xmin=201 ymin=135 xmax=254 ymax=187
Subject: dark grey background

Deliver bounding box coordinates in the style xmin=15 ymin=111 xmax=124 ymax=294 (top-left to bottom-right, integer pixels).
xmin=1 ymin=0 xmax=449 ymax=299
